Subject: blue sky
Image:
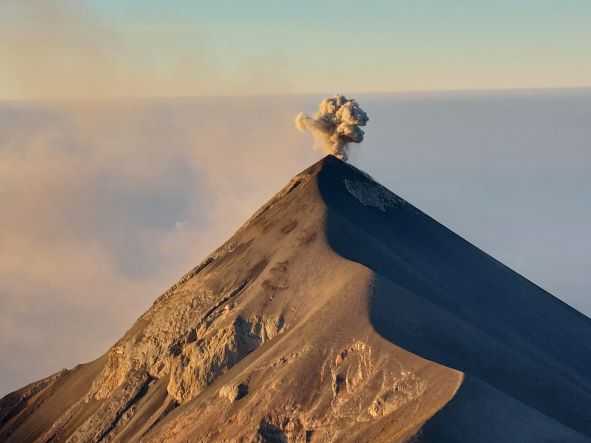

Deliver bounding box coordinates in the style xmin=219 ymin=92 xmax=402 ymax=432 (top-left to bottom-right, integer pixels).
xmin=1 ymin=1 xmax=590 ymax=99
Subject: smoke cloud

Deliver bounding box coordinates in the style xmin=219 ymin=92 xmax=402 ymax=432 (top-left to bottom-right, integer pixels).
xmin=295 ymin=95 xmax=369 ymax=161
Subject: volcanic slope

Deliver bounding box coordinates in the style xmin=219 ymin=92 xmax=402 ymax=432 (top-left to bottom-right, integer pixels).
xmin=1 ymin=155 xmax=591 ymax=442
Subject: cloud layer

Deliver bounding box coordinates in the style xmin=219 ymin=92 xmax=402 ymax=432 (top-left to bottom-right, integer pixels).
xmin=1 ymin=91 xmax=590 ymax=397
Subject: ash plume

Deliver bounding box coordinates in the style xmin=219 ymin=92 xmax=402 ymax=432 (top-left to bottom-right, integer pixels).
xmin=295 ymin=95 xmax=369 ymax=161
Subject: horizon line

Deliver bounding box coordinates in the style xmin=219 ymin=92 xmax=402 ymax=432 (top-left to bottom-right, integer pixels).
xmin=2 ymin=85 xmax=590 ymax=104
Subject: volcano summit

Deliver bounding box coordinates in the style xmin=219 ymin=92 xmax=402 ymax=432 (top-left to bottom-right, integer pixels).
xmin=1 ymin=156 xmax=591 ymax=442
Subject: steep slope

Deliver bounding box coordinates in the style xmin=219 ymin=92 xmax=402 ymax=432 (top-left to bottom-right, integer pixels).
xmin=1 ymin=155 xmax=590 ymax=442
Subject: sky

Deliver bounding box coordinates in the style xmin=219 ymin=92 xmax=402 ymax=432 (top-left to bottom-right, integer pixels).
xmin=0 ymin=0 xmax=590 ymax=397
xmin=1 ymin=0 xmax=591 ymax=99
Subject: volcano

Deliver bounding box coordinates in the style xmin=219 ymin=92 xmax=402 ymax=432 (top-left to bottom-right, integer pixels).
xmin=2 ymin=155 xmax=591 ymax=442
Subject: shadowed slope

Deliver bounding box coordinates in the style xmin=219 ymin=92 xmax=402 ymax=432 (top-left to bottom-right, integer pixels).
xmin=316 ymin=155 xmax=591 ymax=440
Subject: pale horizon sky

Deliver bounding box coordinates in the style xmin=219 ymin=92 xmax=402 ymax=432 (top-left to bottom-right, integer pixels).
xmin=1 ymin=0 xmax=590 ymax=100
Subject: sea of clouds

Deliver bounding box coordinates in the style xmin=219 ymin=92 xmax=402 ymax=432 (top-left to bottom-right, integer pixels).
xmin=1 ymin=89 xmax=590 ymax=396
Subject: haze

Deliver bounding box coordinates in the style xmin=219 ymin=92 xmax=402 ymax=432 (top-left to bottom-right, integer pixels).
xmin=1 ymin=1 xmax=590 ymax=100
